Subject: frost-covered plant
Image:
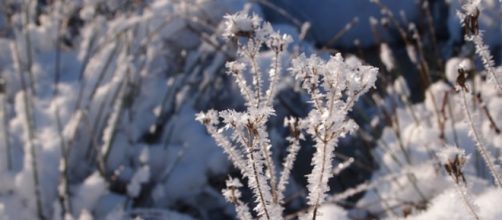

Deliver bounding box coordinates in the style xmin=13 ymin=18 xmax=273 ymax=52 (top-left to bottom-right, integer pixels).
xmin=290 ymin=53 xmax=378 ymax=219
xmin=197 ymin=11 xmax=378 ymax=220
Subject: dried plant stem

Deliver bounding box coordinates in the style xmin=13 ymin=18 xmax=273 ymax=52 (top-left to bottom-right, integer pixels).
xmin=265 ymin=51 xmax=280 ymax=107
xmin=311 ymin=139 xmax=331 ymax=220
xmin=249 ymin=50 xmax=263 ymax=107
xmin=228 ymin=187 xmax=253 ymax=220
xmin=454 ymin=182 xmax=480 ymax=220
xmin=99 ymin=78 xmax=126 ymax=174
xmin=461 ymin=89 xmax=502 ymax=187
xmin=251 ymin=0 xmax=303 ymax=28
xmin=76 ymin=42 xmax=123 ymax=164
xmin=409 ymin=24 xmax=445 ymax=135
xmin=230 ymin=67 xmax=256 ymax=108
xmin=87 ymin=44 xmax=119 ymax=106
xmin=475 ymin=93 xmax=500 ymax=134
xmin=12 ymin=29 xmax=45 ymax=219
xmin=379 ymin=110 xmax=428 ymax=202
xmin=51 ymin=3 xmax=71 ymax=217
xmin=246 ymin=133 xmax=271 ymax=220
xmin=27 ymin=113 xmax=45 ymax=220
xmin=73 ymin=32 xmax=97 ymax=113
xmin=55 ymin=107 xmax=72 ymax=218
xmin=446 ymin=97 xmax=461 ymax=148
xmin=392 ymin=114 xmax=412 ymax=164
xmin=75 ymin=29 xmax=131 ymax=111
xmin=370 ymin=0 xmax=410 ymax=47
xmin=205 ymin=125 xmax=246 ymax=171
xmin=262 ymin=142 xmax=279 ymax=203
xmin=84 ymin=92 xmax=108 ymax=161
xmin=422 ymin=0 xmax=442 ymax=70
xmin=373 ymin=188 xmax=398 ymax=218
xmin=277 ymin=120 xmax=301 ymax=203
xmin=469 ymin=34 xmax=502 ymax=91
xmin=53 ymin=21 xmax=62 ymax=97
xmin=324 ymin=17 xmax=359 ymax=48
xmin=23 ymin=0 xmax=36 ymax=95
xmin=0 ymin=88 xmax=12 ymax=171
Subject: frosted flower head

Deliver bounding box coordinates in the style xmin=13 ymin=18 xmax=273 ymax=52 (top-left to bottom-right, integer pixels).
xmin=225 ymin=177 xmax=243 ymax=188
xmin=222 ymin=177 xmax=243 ymax=204
xmin=255 ymin=21 xmax=274 ymax=41
xmin=437 ymin=146 xmax=467 ymax=165
xmin=456 ymin=67 xmax=470 ymax=91
xmin=219 ymin=110 xmax=246 ymax=129
xmin=343 ymin=55 xmax=378 ymax=94
xmin=248 ymin=106 xmax=275 ymax=121
xmin=437 ymin=145 xmax=468 ymax=184
xmin=290 ymin=54 xmax=324 ymax=92
xmin=195 ymin=110 xmax=219 ymax=126
xmin=222 ymin=11 xmax=261 ymax=38
xmin=266 ymin=32 xmax=292 ymax=52
xmin=225 ymin=60 xmax=246 ymax=75
xmin=457 ymin=0 xmax=481 ymax=37
xmin=291 ymin=53 xmax=378 ymax=107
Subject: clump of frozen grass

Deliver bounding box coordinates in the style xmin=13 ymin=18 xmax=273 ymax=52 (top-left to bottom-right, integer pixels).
xmin=197 ymin=10 xmax=378 ymax=219
xmin=357 ymin=55 xmax=502 ymax=218
xmin=0 ymin=0 xmax=252 ymax=219
xmin=345 ymin=1 xmax=502 ymax=217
